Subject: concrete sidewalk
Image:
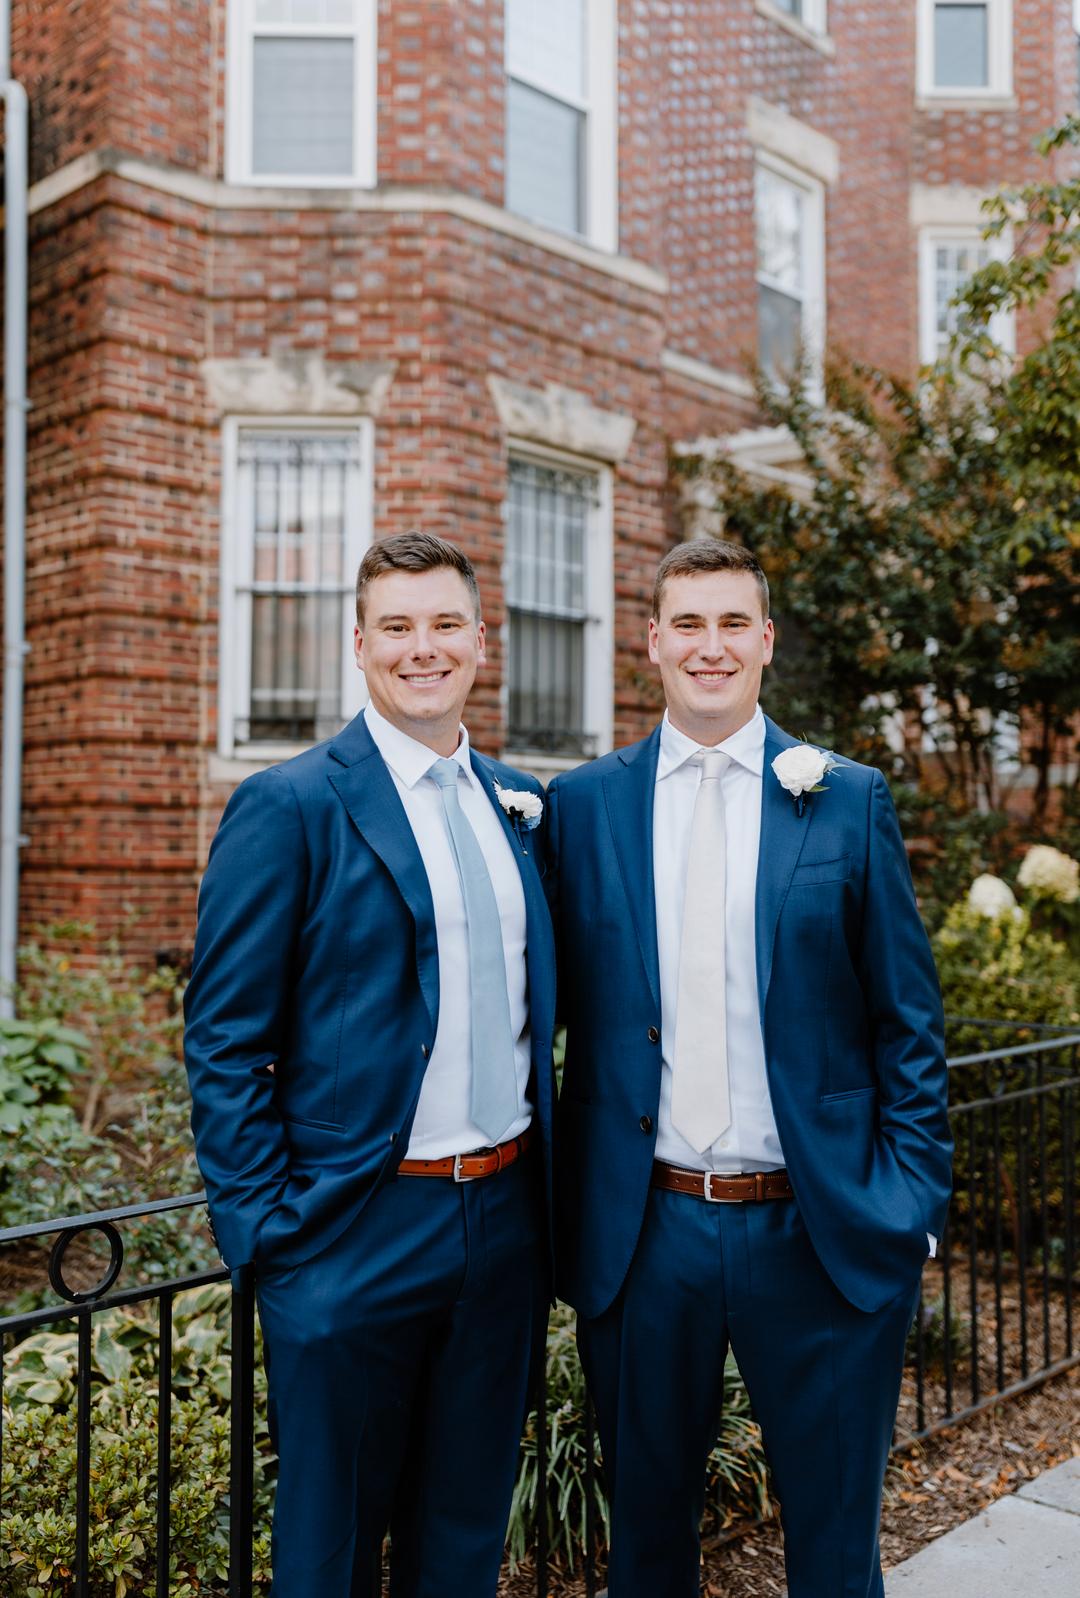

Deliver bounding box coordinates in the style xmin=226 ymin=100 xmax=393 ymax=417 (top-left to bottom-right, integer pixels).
xmin=884 ymin=1456 xmax=1080 ymax=1596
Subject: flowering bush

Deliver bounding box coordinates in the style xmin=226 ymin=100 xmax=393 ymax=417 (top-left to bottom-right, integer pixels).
xmin=1017 ymin=844 xmax=1080 ymax=904
xmin=933 ymin=900 xmax=1080 ymax=1032
xmin=966 ymin=874 xmax=1018 ymax=919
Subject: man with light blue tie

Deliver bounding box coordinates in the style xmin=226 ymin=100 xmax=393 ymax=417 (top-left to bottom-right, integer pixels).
xmin=546 ymin=538 xmax=952 ymax=1597
xmin=184 ymin=532 xmax=555 ymax=1596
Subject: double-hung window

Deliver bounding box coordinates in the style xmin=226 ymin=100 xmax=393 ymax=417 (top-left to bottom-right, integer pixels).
xmin=505 ymin=453 xmax=612 ymax=762
xmin=221 ymin=423 xmax=371 ymax=754
xmin=917 ymin=0 xmax=1013 ymax=98
xmin=755 ymin=157 xmax=826 ymax=386
xmin=918 ymin=229 xmax=1014 ymax=364
xmin=504 ymin=0 xmax=617 ymax=250
xmin=227 ymin=0 xmax=377 ymax=186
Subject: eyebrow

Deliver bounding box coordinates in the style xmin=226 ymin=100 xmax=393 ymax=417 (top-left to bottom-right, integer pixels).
xmin=373 ymin=610 xmax=471 ymax=626
xmin=669 ymin=610 xmax=755 ymax=625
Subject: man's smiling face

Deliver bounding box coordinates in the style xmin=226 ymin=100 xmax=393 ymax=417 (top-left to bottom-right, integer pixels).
xmin=354 ymin=567 xmax=485 ymax=754
xmin=648 ymin=570 xmax=774 ymax=746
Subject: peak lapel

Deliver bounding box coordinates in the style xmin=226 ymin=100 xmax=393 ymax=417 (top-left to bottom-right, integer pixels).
xmin=602 ymin=727 xmax=662 ymax=1015
xmin=755 ymin=717 xmax=814 ymax=1021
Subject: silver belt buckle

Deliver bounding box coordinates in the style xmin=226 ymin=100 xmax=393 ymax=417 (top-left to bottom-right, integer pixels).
xmin=453 ymin=1152 xmax=476 ymax=1183
xmin=702 ymin=1171 xmax=737 ymax=1202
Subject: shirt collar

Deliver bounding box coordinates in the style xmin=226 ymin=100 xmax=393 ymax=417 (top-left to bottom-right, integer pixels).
xmin=364 ymin=702 xmax=476 ymax=791
xmin=656 ymin=704 xmax=766 ymax=781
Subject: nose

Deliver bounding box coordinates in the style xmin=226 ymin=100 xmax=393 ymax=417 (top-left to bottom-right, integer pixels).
xmin=699 ymin=626 xmax=727 ymax=659
xmin=410 ymin=627 xmax=439 ymax=658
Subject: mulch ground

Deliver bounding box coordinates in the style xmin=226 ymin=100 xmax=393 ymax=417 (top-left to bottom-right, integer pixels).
xmin=499 ymin=1361 xmax=1080 ymax=1598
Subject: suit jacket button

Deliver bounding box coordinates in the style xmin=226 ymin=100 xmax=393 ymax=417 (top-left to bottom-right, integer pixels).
xmin=639 ymin=1115 xmax=653 ymax=1134
xmin=647 ymin=1026 xmax=660 ymax=1044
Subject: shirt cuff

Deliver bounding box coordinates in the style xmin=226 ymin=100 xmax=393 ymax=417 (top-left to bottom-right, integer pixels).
xmin=927 ymin=1233 xmax=937 ymax=1258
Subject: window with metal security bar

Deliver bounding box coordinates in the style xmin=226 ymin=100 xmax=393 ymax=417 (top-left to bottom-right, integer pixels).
xmin=506 ymin=457 xmax=609 ymax=761
xmin=223 ymin=427 xmax=370 ymax=752
xmin=226 ymin=0 xmax=377 ymax=186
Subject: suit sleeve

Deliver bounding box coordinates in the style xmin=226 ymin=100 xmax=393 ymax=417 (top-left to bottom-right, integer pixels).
xmin=542 ymin=776 xmax=564 ymax=1026
xmin=183 ymin=768 xmax=307 ymax=1267
xmin=859 ymin=769 xmax=953 ymax=1239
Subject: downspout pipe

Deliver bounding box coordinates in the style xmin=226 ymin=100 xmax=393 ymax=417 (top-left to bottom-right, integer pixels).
xmin=1 ymin=4 xmax=29 ymax=1018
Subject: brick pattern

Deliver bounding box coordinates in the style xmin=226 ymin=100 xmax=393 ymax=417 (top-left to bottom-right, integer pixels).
xmin=4 ymin=0 xmax=1074 ymax=960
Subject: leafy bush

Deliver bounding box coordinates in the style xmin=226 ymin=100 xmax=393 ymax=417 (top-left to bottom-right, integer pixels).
xmin=0 ymin=1287 xmax=275 ymax=1597
xmin=0 ymin=1018 xmax=89 ymax=1133
xmin=508 ymin=1304 xmax=769 ymax=1572
xmin=933 ymin=902 xmax=1080 ymax=1038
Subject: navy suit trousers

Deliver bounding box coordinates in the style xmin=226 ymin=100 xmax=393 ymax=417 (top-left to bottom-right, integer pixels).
xmin=577 ymin=1188 xmax=921 ymax=1598
xmin=255 ymin=1154 xmax=546 ymax=1598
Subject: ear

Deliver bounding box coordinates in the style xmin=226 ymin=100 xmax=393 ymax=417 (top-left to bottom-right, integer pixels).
xmin=353 ymin=623 xmax=365 ymax=672
xmin=475 ymin=619 xmax=487 ymax=666
xmin=647 ymin=616 xmax=660 ymax=665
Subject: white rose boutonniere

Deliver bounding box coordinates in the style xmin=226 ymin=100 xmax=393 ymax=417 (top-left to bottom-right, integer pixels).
xmin=771 ymin=744 xmax=842 ymax=817
xmin=495 ymin=784 xmax=543 ymax=832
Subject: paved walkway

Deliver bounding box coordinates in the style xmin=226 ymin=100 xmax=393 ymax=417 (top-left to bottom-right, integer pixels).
xmin=884 ymin=1456 xmax=1080 ymax=1596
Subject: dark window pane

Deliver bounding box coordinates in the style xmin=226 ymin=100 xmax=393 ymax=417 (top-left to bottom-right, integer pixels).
xmin=934 ymin=4 xmax=989 ymax=89
xmin=253 ymin=37 xmax=355 ymax=176
xmin=758 ymin=282 xmax=802 ymax=382
xmin=507 ymin=79 xmax=584 ymax=236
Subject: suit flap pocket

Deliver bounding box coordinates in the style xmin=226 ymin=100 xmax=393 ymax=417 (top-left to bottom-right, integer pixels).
xmin=791 ymin=853 xmax=851 ymax=886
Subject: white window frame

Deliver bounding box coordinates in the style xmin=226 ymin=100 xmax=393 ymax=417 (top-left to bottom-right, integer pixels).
xmin=758 ymin=0 xmax=828 ymax=35
xmin=917 ymin=225 xmax=1015 ymax=365
xmin=225 ymin=0 xmax=377 ymax=187
xmin=218 ymin=416 xmax=373 ymax=759
xmin=503 ymin=0 xmax=618 ymax=252
xmin=754 ymin=151 xmax=827 ymax=393
xmin=503 ymin=442 xmax=614 ymax=770
xmin=916 ymin=0 xmax=1013 ymax=100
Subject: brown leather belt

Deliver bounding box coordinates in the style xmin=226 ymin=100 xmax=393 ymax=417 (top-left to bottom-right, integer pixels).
xmin=397 ymin=1128 xmax=534 ymax=1182
xmin=652 ymin=1161 xmax=794 ymax=1203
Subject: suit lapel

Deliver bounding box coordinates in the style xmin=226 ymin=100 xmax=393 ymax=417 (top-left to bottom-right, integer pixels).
xmin=602 ymin=727 xmax=662 ymax=1015
xmin=328 ymin=716 xmax=440 ymax=1032
xmin=755 ymin=716 xmax=814 ymax=1021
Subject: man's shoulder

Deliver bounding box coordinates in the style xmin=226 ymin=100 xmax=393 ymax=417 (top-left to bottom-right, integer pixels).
xmin=549 ymin=732 xmax=659 ymax=797
xmin=226 ymin=730 xmax=350 ymax=813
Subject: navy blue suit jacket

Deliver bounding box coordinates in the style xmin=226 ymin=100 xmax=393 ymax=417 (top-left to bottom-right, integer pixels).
xmin=547 ymin=716 xmax=953 ymax=1317
xmin=184 ymin=713 xmax=557 ymax=1274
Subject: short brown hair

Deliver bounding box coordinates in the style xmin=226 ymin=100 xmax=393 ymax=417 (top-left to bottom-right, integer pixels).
xmin=355 ymin=531 xmax=482 ymax=626
xmin=652 ymin=538 xmax=770 ymax=621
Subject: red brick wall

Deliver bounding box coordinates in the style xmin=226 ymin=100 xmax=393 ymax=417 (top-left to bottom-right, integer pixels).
xmin=5 ymin=0 xmax=1073 ymax=961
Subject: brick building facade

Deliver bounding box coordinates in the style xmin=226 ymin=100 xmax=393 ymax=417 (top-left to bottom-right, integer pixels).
xmin=2 ymin=0 xmax=1076 ymax=961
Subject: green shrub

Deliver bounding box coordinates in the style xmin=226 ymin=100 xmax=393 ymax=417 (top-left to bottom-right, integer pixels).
xmin=0 ymin=1288 xmax=274 ymax=1598
xmin=508 ymin=1304 xmax=769 ymax=1571
xmin=0 ymin=1018 xmax=89 ymax=1133
xmin=933 ymin=902 xmax=1080 ymax=1040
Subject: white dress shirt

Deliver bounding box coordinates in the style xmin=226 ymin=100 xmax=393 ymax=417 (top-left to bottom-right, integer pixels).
xmin=653 ymin=706 xmax=785 ymax=1173
xmin=363 ymin=704 xmax=532 ymax=1157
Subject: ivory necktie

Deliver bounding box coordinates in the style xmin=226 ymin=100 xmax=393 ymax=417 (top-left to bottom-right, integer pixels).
xmin=671 ymin=748 xmax=732 ymax=1152
xmin=429 ymin=758 xmax=519 ymax=1144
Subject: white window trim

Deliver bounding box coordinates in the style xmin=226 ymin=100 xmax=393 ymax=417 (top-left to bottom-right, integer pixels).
xmin=916 ymin=0 xmax=1013 ymax=101
xmin=225 ymin=0 xmax=377 ymax=188
xmin=754 ymin=150 xmax=827 ymax=395
xmin=502 ymin=441 xmax=614 ymax=769
xmin=504 ymin=0 xmax=618 ymax=253
xmin=755 ymin=0 xmax=832 ymax=50
xmin=917 ymin=224 xmax=1015 ymax=365
xmin=218 ymin=415 xmax=373 ymax=760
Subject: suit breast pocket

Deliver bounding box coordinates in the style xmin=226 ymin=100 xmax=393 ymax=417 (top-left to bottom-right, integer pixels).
xmin=789 ymin=853 xmax=851 ymax=888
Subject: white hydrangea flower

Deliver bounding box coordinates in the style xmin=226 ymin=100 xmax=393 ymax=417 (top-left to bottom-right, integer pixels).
xmin=967 ymin=874 xmax=1018 ymax=918
xmin=1016 ymin=845 xmax=1080 ymax=904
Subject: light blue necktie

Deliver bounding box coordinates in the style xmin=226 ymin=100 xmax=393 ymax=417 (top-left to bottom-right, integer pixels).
xmin=428 ymin=758 xmax=519 ymax=1144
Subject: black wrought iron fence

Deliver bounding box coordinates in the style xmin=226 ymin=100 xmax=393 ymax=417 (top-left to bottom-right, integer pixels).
xmin=2 ymin=1026 xmax=1078 ymax=1595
